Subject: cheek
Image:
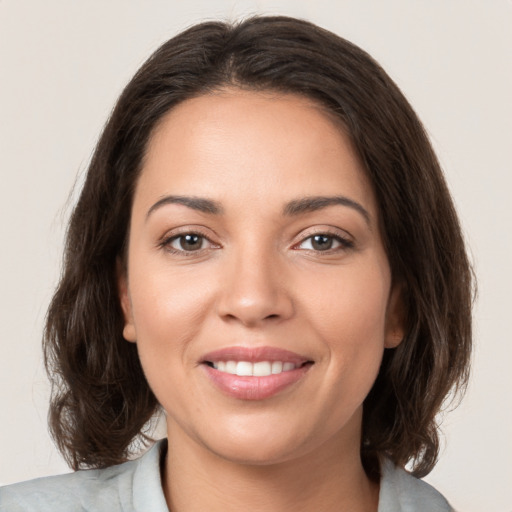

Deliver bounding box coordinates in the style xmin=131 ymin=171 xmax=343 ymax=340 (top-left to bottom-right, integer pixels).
xmin=130 ymin=256 xmax=213 ymax=331
xmin=299 ymin=262 xmax=390 ymax=388
xmin=301 ymin=260 xmax=390 ymax=341
xmin=127 ymin=263 xmax=215 ymax=386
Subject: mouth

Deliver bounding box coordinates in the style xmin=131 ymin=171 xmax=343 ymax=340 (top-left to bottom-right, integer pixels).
xmin=200 ymin=346 xmax=314 ymax=400
xmin=204 ymin=360 xmax=311 ymax=376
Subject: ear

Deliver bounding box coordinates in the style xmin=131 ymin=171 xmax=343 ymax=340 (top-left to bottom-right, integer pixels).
xmin=117 ymin=258 xmax=137 ymax=343
xmin=384 ymin=283 xmax=406 ymax=349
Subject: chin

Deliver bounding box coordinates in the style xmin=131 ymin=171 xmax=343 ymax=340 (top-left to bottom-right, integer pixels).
xmin=189 ymin=412 xmax=344 ymax=468
xmin=206 ymin=434 xmax=308 ymax=467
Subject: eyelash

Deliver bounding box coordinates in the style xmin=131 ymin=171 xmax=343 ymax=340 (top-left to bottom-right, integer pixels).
xmin=158 ymin=229 xmax=354 ymax=256
xmin=293 ymin=230 xmax=354 ymax=254
xmin=158 ymin=230 xmax=217 ymax=256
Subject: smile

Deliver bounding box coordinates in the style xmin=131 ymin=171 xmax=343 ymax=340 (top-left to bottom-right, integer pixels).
xmin=209 ymin=360 xmax=300 ymax=376
xmin=201 ymin=346 xmax=314 ymax=400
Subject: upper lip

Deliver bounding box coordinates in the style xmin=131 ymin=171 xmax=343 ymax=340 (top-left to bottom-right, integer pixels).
xmin=201 ymin=346 xmax=312 ymax=365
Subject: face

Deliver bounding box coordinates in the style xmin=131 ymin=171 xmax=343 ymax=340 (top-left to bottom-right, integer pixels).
xmin=120 ymin=90 xmax=404 ymax=465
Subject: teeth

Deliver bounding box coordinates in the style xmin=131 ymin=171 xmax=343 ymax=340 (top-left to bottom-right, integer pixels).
xmin=211 ymin=360 xmax=299 ymax=376
xmin=236 ymin=361 xmax=253 ymax=376
xmin=225 ymin=360 xmax=237 ymax=374
xmin=271 ymin=361 xmax=283 ymax=374
xmin=253 ymin=361 xmax=272 ymax=376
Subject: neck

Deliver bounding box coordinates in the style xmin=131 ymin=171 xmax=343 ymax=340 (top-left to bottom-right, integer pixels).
xmin=162 ymin=415 xmax=379 ymax=512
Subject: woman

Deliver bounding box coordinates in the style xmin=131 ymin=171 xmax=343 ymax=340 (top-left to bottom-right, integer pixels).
xmin=0 ymin=16 xmax=472 ymax=512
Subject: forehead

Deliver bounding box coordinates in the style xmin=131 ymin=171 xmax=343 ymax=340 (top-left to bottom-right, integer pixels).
xmin=137 ymin=89 xmax=376 ymax=219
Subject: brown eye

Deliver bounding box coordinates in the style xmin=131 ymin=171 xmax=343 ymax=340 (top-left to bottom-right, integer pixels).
xmin=311 ymin=234 xmax=333 ymax=251
xmin=297 ymin=233 xmax=353 ymax=252
xmin=170 ymin=233 xmax=205 ymax=252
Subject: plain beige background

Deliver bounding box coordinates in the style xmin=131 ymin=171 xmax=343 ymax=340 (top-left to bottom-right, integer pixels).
xmin=1 ymin=1 xmax=511 ymax=510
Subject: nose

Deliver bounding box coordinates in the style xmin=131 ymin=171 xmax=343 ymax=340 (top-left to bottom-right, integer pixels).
xmin=216 ymin=246 xmax=294 ymax=327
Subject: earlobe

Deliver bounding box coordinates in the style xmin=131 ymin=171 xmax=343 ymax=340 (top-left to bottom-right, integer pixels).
xmin=384 ymin=283 xmax=406 ymax=349
xmin=385 ymin=330 xmax=404 ymax=349
xmin=117 ymin=259 xmax=137 ymax=343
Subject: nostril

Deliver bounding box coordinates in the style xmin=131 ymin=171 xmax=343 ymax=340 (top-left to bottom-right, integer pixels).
xmin=217 ymin=287 xmax=294 ymax=326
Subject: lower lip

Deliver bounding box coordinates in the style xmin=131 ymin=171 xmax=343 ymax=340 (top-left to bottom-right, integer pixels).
xmin=202 ymin=364 xmax=311 ymax=400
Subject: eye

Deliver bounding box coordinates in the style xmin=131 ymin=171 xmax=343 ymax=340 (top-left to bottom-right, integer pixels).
xmin=297 ymin=233 xmax=353 ymax=252
xmin=163 ymin=233 xmax=214 ymax=253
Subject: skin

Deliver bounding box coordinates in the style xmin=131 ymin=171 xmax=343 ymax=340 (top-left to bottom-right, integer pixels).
xmin=119 ymin=89 xmax=404 ymax=512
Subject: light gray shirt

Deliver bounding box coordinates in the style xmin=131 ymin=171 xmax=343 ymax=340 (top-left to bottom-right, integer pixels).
xmin=0 ymin=440 xmax=453 ymax=511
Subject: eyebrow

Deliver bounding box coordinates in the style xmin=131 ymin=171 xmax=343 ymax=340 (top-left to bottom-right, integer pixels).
xmin=283 ymin=196 xmax=371 ymax=225
xmin=146 ymin=194 xmax=370 ymax=226
xmin=146 ymin=195 xmax=223 ymax=219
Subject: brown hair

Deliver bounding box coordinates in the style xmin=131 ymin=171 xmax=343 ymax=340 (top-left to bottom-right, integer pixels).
xmin=44 ymin=16 xmax=473 ymax=477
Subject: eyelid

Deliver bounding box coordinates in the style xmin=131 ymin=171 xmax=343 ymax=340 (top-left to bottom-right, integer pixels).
xmin=292 ymin=226 xmax=355 ymax=252
xmin=157 ymin=226 xmax=221 ymax=254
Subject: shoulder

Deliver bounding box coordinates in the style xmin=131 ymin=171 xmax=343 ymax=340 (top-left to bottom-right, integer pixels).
xmin=379 ymin=459 xmax=454 ymax=512
xmin=0 ymin=440 xmax=169 ymax=512
xmin=0 ymin=465 xmax=132 ymax=512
